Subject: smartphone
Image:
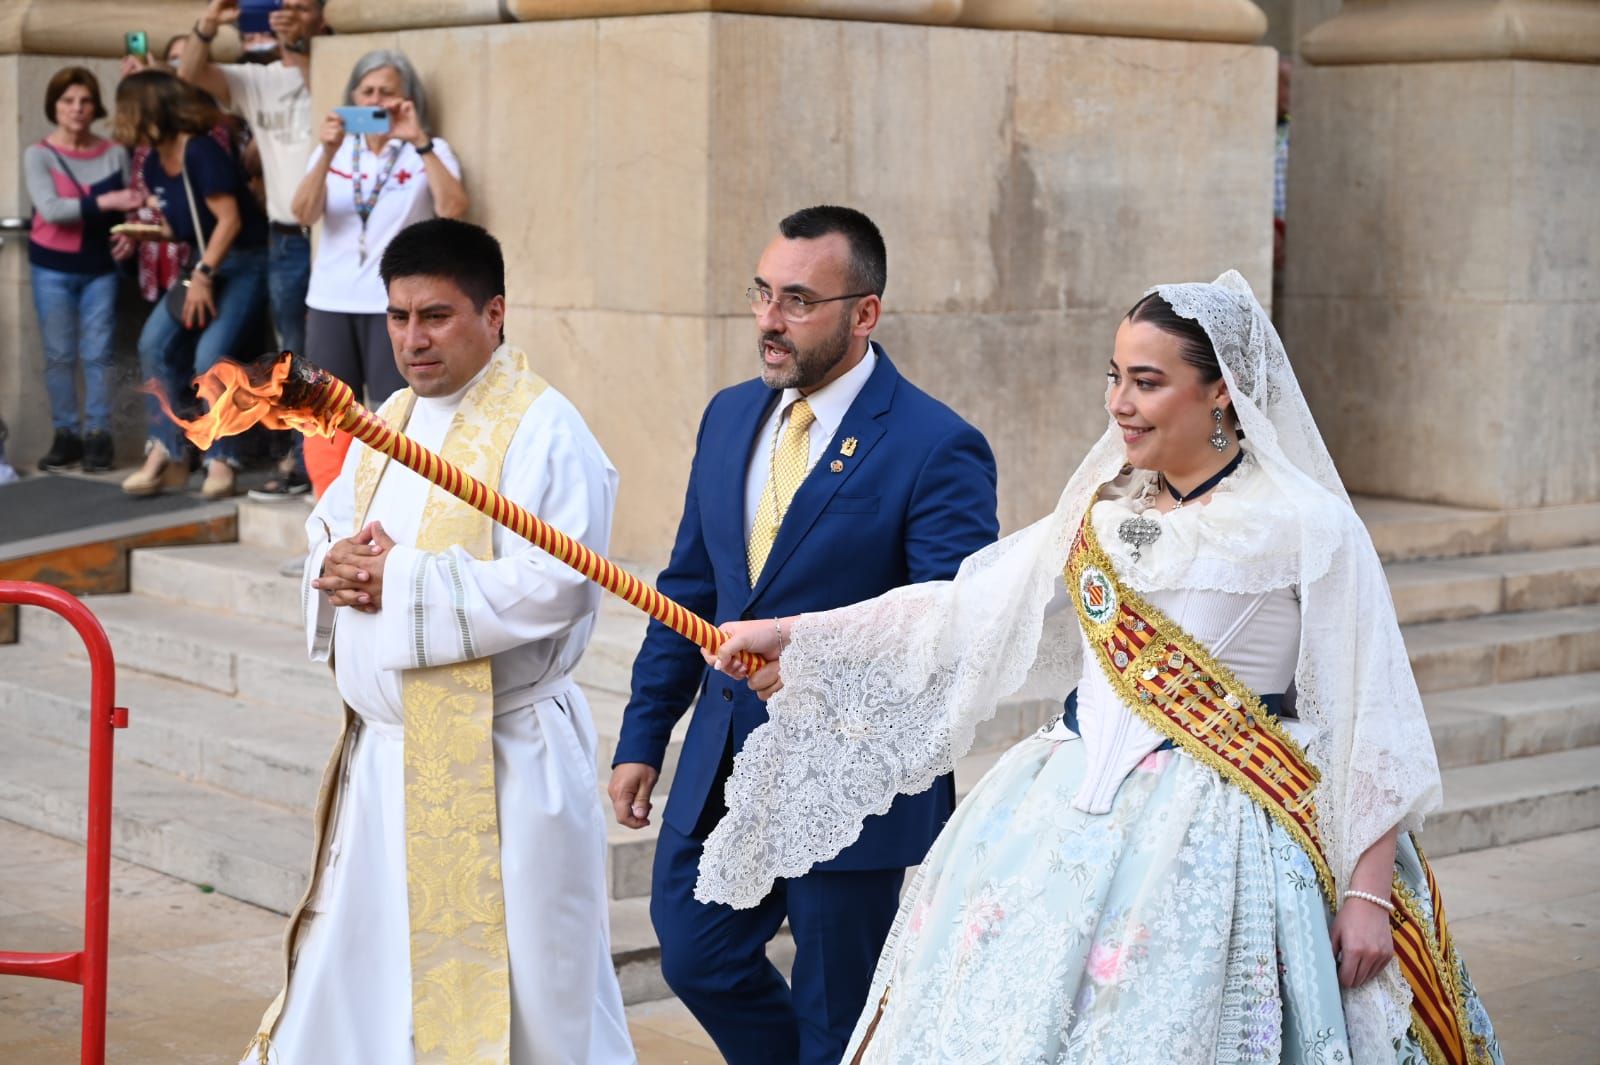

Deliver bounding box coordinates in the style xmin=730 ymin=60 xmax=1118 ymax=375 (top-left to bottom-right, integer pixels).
xmin=334 ymin=106 xmax=391 ymax=135
xmin=124 ymin=31 xmax=148 ymax=58
xmin=238 ymin=0 xmax=282 ymax=34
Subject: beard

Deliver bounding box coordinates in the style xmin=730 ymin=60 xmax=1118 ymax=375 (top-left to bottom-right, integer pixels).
xmin=758 ymin=312 xmax=854 ymax=391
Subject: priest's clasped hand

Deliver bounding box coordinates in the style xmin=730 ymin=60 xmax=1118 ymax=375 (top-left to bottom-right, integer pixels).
xmin=314 ymin=521 xmax=397 ymax=614
xmin=702 ymin=617 xmax=792 ymax=700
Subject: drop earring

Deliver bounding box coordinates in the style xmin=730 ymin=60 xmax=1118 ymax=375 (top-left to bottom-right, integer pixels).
xmin=1210 ymin=408 xmax=1229 ymax=452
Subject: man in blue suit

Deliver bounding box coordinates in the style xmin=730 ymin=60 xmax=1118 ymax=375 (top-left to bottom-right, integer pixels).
xmin=609 ymin=205 xmax=999 ymax=1064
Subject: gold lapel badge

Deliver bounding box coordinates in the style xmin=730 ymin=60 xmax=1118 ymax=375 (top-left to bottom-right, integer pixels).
xmin=829 ymin=460 xmax=844 ymax=473
xmin=840 ymin=437 xmax=858 ymax=457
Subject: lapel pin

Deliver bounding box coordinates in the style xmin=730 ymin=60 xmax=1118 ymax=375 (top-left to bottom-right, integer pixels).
xmin=840 ymin=437 xmax=858 ymax=457
xmin=829 ymin=460 xmax=844 ymax=473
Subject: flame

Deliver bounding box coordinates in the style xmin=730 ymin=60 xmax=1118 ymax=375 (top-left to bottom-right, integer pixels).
xmin=143 ymin=354 xmax=338 ymax=449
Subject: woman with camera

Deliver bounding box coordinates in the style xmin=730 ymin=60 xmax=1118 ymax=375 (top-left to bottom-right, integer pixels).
xmin=242 ymin=49 xmax=466 ymax=502
xmin=295 ymin=50 xmax=466 ymax=403
xmin=24 ymin=66 xmax=141 ymax=473
xmin=113 ymin=69 xmax=269 ymax=498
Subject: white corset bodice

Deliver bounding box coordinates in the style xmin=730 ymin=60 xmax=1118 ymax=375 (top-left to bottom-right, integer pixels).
xmin=1049 ymin=582 xmax=1301 ymax=813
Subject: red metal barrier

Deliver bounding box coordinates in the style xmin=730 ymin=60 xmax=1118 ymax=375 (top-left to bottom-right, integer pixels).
xmin=0 ymin=581 xmax=127 ymax=1065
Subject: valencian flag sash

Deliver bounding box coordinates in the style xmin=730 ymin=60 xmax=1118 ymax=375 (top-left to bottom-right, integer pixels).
xmin=1067 ymin=515 xmax=1493 ymax=1065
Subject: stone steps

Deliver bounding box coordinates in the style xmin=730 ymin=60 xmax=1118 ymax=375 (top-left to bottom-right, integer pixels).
xmin=0 ymin=646 xmax=335 ymax=812
xmin=1386 ymin=545 xmax=1600 ymax=625
xmin=1401 ymin=603 xmax=1600 ymax=694
xmin=1421 ymin=746 xmax=1600 ymax=857
xmin=167 ymin=533 xmax=1600 ymax=632
xmin=1354 ymin=496 xmax=1600 ymax=564
xmin=0 ymin=729 xmax=313 ymax=918
xmin=1425 ymin=672 xmax=1600 ymax=768
xmin=237 ymin=498 xmax=315 ymax=555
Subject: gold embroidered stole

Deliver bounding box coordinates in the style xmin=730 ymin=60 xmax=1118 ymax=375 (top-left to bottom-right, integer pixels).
xmin=356 ymin=347 xmax=546 ymax=1065
xmin=1066 ymin=513 xmax=1490 ymax=1065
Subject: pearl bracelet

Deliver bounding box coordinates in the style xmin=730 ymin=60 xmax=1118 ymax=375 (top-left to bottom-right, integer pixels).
xmin=1341 ymin=889 xmax=1394 ymax=913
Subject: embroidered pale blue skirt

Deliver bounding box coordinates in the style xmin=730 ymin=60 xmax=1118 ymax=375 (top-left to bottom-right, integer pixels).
xmin=845 ymin=734 xmax=1501 ymax=1065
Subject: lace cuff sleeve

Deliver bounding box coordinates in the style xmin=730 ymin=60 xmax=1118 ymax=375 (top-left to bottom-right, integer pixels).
xmin=695 ymin=512 xmax=1084 ymax=908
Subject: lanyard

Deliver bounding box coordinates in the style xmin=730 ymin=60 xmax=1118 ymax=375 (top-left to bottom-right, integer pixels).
xmin=350 ymin=136 xmax=402 ymax=265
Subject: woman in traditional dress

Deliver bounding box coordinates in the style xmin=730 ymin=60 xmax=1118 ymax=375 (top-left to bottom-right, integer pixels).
xmin=702 ymin=272 xmax=1501 ymax=1065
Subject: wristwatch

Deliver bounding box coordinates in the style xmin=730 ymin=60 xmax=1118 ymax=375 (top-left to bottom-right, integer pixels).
xmin=195 ymin=261 xmax=215 ymax=278
xmin=415 ymin=138 xmax=435 ymax=156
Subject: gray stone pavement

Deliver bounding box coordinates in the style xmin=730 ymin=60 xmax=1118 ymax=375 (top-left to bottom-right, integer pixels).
xmin=1 ymin=818 xmax=1594 ymax=1063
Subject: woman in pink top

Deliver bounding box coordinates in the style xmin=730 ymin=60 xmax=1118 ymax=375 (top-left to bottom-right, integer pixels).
xmin=23 ymin=67 xmax=142 ymax=472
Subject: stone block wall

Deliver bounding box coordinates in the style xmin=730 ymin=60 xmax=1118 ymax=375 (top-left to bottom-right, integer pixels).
xmin=1283 ymin=59 xmax=1600 ymax=510
xmin=311 ymin=14 xmax=1276 ymax=555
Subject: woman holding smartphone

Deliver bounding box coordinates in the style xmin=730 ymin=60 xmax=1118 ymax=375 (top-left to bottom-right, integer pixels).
xmin=113 ymin=69 xmax=269 ymax=498
xmin=289 ymin=50 xmax=466 ymax=411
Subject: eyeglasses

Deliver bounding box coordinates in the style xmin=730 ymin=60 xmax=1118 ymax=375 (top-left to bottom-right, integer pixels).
xmin=746 ymin=286 xmax=874 ymax=322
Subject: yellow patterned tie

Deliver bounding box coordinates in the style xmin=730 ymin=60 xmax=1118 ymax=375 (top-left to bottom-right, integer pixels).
xmin=748 ymin=399 xmax=816 ymax=584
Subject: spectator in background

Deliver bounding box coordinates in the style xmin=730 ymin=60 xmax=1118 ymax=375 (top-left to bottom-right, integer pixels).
xmin=239 ymin=30 xmax=281 ymax=65
xmin=287 ymin=50 xmax=467 ymax=439
xmin=164 ymin=33 xmax=189 ymax=67
xmin=113 ymin=70 xmax=270 ymax=499
xmin=275 ymin=50 xmax=466 ymax=518
xmin=24 ymin=67 xmax=142 ymax=474
xmin=179 ymin=0 xmax=326 ymax=496
xmin=122 ymin=38 xmax=247 ymax=305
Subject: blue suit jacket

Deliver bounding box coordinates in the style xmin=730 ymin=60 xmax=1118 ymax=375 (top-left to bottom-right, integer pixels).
xmin=614 ymin=348 xmax=999 ymax=871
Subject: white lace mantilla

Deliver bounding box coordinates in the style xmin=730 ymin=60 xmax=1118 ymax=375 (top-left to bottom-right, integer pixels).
xmin=694 ymin=271 xmax=1439 ymax=1064
xmin=1091 ymin=453 xmax=1319 ymax=597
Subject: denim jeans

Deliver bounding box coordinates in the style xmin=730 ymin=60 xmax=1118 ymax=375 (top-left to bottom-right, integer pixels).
xmin=268 ymin=228 xmax=311 ymax=474
xmin=268 ymin=228 xmax=310 ymax=354
xmin=31 ymin=265 xmax=119 ymax=434
xmin=138 ymin=244 xmax=269 ymax=464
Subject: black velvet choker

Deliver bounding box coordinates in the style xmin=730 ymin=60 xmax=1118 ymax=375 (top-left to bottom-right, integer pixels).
xmin=1163 ymin=449 xmax=1244 ymax=507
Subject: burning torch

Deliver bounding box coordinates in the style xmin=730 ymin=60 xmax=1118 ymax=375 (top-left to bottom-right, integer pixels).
xmin=160 ymin=352 xmax=764 ymax=673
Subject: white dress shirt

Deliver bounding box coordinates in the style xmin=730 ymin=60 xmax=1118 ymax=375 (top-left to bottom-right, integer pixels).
xmin=743 ymin=341 xmax=879 ymax=541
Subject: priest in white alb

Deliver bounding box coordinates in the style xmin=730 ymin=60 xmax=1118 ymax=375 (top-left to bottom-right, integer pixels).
xmin=243 ymin=218 xmax=636 ymax=1065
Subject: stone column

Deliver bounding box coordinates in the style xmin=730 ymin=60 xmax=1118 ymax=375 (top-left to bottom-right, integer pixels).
xmin=1282 ymin=0 xmax=1600 ymax=510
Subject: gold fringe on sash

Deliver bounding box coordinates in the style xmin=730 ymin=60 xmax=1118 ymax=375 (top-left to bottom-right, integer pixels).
xmin=1390 ymin=843 xmax=1495 ymax=1065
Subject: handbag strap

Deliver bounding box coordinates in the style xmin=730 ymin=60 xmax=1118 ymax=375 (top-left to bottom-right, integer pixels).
xmin=178 ymin=136 xmax=211 ymax=259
